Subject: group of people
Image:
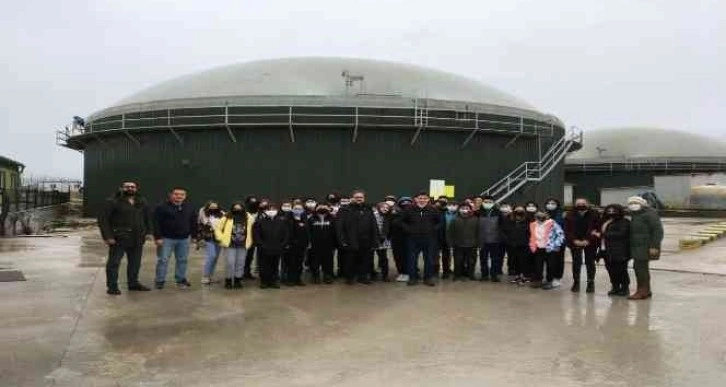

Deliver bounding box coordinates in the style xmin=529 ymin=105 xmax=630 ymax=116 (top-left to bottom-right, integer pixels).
xmin=98 ymin=181 xmax=664 ymax=301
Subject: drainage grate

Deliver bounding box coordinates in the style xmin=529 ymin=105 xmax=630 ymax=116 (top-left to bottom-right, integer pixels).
xmin=0 ymin=270 xmax=26 ymax=282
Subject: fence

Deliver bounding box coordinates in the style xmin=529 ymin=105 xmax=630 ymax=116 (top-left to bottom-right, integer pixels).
xmin=0 ymin=186 xmax=72 ymax=236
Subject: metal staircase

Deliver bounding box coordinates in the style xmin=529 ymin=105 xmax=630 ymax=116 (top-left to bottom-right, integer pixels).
xmin=481 ymin=128 xmax=583 ymax=203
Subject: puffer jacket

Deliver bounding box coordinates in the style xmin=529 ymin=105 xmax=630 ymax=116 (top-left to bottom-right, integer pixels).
xmin=629 ymin=207 xmax=664 ymax=261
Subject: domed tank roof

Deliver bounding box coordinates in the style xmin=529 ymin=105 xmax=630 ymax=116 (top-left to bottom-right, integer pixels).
xmin=98 ymin=57 xmax=540 ymax=115
xmin=567 ymin=127 xmax=726 ymax=163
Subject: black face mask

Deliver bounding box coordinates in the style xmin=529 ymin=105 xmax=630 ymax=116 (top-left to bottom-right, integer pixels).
xmin=208 ymin=209 xmax=221 ymax=216
xmin=316 ymin=209 xmax=329 ymax=215
xmin=258 ymin=204 xmax=269 ymax=212
xmin=231 ymin=209 xmax=243 ymax=215
xmin=576 ymin=205 xmax=588 ymax=211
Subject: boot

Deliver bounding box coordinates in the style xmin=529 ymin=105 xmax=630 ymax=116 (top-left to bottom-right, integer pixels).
xmin=607 ymin=285 xmax=619 ymax=296
xmin=628 ymin=286 xmax=649 ymax=300
xmin=586 ymin=281 xmax=595 ymax=294
xmin=224 ymin=279 xmax=233 ymax=289
xmin=233 ymin=277 xmax=243 ymax=289
xmin=571 ymin=282 xmax=580 ymax=292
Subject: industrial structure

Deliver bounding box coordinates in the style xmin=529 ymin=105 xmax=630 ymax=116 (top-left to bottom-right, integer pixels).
xmin=0 ymin=155 xmax=24 ymax=191
xmin=57 ymin=57 xmax=580 ymax=215
xmin=565 ymin=127 xmax=726 ymax=209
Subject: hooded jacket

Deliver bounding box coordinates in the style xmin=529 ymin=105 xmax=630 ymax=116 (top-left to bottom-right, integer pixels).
xmin=629 ymin=207 xmax=664 ymax=261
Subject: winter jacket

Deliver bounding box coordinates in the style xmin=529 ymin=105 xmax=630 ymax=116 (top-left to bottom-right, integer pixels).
xmin=565 ymin=209 xmax=601 ymax=249
xmin=214 ymin=213 xmax=254 ymax=249
xmin=335 ymin=203 xmax=379 ymax=250
xmin=602 ymin=217 xmax=630 ymax=262
xmin=252 ymin=215 xmax=290 ymax=255
xmin=373 ymin=210 xmax=392 ymax=249
xmin=478 ymin=209 xmax=503 ymax=244
xmin=153 ymin=201 xmax=198 ymax=240
xmin=288 ymin=215 xmax=310 ymax=250
xmin=529 ymin=219 xmax=565 ymax=253
xmin=446 ymin=214 xmax=480 ymax=248
xmin=98 ymin=192 xmax=153 ymax=246
xmin=629 ymin=207 xmax=664 ymax=261
xmin=502 ymin=217 xmax=530 ymax=247
xmin=401 ymin=205 xmax=442 ymax=238
xmin=308 ymin=214 xmax=337 ymax=251
xmin=389 ymin=211 xmax=408 ymax=241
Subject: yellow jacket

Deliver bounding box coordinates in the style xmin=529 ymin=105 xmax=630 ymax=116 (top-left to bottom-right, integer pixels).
xmin=213 ymin=214 xmax=254 ymax=249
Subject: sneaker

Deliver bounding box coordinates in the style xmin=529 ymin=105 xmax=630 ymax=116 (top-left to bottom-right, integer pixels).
xmin=201 ymin=276 xmax=211 ymax=285
xmin=107 ymin=288 xmax=121 ymax=295
xmin=177 ymin=279 xmax=191 ymax=289
xmin=128 ymin=283 xmax=151 ymax=292
xmin=396 ymin=274 xmax=409 ymax=282
xmin=541 ymin=282 xmax=554 ymax=290
xmin=155 ymin=282 xmax=165 ymax=290
xmin=510 ymin=276 xmax=520 ymax=284
xmin=551 ymin=279 xmax=561 ymax=288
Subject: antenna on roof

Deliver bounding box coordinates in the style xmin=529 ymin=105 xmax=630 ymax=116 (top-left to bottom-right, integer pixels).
xmin=341 ymin=70 xmax=364 ymax=95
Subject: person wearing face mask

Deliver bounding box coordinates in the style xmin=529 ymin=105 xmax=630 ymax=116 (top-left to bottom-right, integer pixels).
xmin=373 ymin=202 xmax=393 ymax=281
xmin=544 ymin=198 xmax=566 ymax=288
xmin=401 ymin=191 xmax=442 ymax=286
xmin=283 ymin=204 xmax=309 ymax=286
xmin=252 ymin=203 xmax=290 ymax=289
xmin=446 ymin=203 xmax=479 ymax=280
xmin=524 ymin=201 xmax=539 ymax=222
xmin=335 ymin=190 xmax=379 ymax=285
xmin=438 ymin=202 xmax=458 ymax=279
xmin=198 ymin=201 xmax=225 ymax=285
xmin=477 ymin=195 xmax=505 ymax=282
xmin=626 ymin=196 xmax=663 ymax=300
xmin=214 ymin=203 xmax=254 ymax=289
xmin=308 ymin=204 xmax=337 ymax=284
xmin=497 ymin=202 xmax=515 ymax=276
xmin=390 ymin=196 xmax=413 ymax=282
xmin=98 ymin=181 xmax=154 ymax=295
xmin=596 ymin=204 xmax=631 ymax=296
xmin=528 ymin=211 xmax=565 ymax=289
xmin=278 ymin=201 xmax=294 ymax=283
xmin=564 ymin=198 xmax=601 ymax=293
xmin=242 ymin=196 xmax=259 ymax=280
xmin=502 ymin=206 xmax=532 ymax=284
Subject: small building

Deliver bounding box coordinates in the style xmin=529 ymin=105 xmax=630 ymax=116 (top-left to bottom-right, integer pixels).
xmin=0 ymin=155 xmax=24 ymax=191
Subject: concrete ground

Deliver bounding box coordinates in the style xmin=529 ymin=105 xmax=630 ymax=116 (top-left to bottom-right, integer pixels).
xmin=2 ymin=218 xmax=726 ymax=387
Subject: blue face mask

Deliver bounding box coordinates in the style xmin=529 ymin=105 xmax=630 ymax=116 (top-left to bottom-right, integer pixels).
xmin=292 ymin=208 xmax=305 ymax=217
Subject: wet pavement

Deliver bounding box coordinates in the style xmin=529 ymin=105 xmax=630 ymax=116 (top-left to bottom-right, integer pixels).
xmin=1 ymin=218 xmax=726 ymax=387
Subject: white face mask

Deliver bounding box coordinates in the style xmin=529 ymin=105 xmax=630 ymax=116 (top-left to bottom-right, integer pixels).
xmin=545 ymin=203 xmax=557 ymax=211
xmin=526 ymin=206 xmax=537 ymax=213
xmin=447 ymin=205 xmax=458 ymax=212
xmin=265 ymin=210 xmax=278 ymax=218
xmin=385 ymin=200 xmax=396 ymax=208
xmin=628 ymin=204 xmax=642 ymax=212
xmin=305 ymin=202 xmax=316 ymax=209
xmin=500 ymin=206 xmax=512 ymax=214
xmin=281 ymin=206 xmax=292 ymax=212
xmin=459 ymin=209 xmax=471 ymax=215
xmin=483 ymin=202 xmax=494 ymax=210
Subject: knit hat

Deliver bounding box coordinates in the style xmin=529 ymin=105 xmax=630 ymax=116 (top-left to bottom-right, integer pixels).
xmin=398 ymin=196 xmax=413 ymax=205
xmin=627 ymin=196 xmax=648 ymax=206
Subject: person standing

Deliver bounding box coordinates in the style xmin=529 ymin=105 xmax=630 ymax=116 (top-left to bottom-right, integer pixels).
xmin=390 ymin=196 xmax=413 ymax=282
xmin=198 ymin=201 xmax=225 ymax=285
xmin=402 ymin=191 xmax=442 ymax=286
xmin=98 ymin=181 xmax=153 ymax=295
xmin=437 ymin=201 xmax=457 ymax=279
xmin=373 ymin=202 xmax=392 ymax=281
xmin=478 ymin=195 xmax=505 ymax=282
xmin=446 ymin=202 xmax=479 ymax=280
xmin=627 ymin=196 xmax=663 ymax=300
xmin=596 ymin=204 xmax=631 ymax=296
xmin=242 ymin=196 xmax=260 ymax=280
xmin=529 ymin=211 xmax=565 ymax=289
xmin=284 ymin=203 xmax=309 ymax=286
xmin=153 ymin=187 xmax=197 ymax=290
xmin=502 ymin=206 xmax=531 ymax=284
xmin=544 ymin=198 xmax=565 ymax=288
xmin=565 ymin=198 xmax=601 ymax=293
xmin=214 ymin=203 xmax=254 ymax=289
xmin=335 ymin=190 xmax=379 ymax=285
xmin=308 ymin=203 xmax=337 ymax=284
xmin=253 ymin=203 xmax=290 ymax=289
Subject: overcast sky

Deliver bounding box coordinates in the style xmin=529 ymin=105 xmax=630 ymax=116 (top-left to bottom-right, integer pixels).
xmin=2 ymin=0 xmax=724 ymax=179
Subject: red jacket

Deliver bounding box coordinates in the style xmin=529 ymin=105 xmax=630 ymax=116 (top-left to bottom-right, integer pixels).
xmin=564 ymin=209 xmax=601 ymax=249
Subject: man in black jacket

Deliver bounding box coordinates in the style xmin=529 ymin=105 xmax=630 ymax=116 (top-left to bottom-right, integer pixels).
xmin=402 ymin=191 xmax=442 ymax=286
xmin=153 ymin=187 xmax=198 ymax=290
xmin=253 ymin=203 xmax=290 ymax=289
xmin=98 ymin=181 xmax=153 ymax=295
xmin=335 ymin=190 xmax=379 ymax=285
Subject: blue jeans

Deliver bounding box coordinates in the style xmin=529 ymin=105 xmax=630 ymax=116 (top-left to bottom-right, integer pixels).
xmin=225 ymin=247 xmax=247 ymax=279
xmin=155 ymin=238 xmax=191 ymax=283
xmin=203 ymin=241 xmax=222 ymax=277
xmin=407 ymin=236 xmax=436 ymax=280
xmin=480 ymin=243 xmax=505 ymax=278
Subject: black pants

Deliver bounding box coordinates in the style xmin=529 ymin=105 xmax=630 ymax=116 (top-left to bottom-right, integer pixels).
xmin=391 ymin=237 xmax=408 ymax=275
xmin=605 ymin=257 xmax=630 ymax=290
xmin=106 ymin=244 xmax=143 ymax=290
xmin=571 ymin=246 xmax=597 ymax=282
xmin=436 ymin=242 xmax=452 ymax=275
xmin=284 ymin=247 xmax=306 ymax=283
xmin=553 ymin=249 xmax=565 ymax=279
xmin=259 ymin=252 xmax=281 ymax=286
xmin=244 ymin=246 xmax=256 ymax=276
xmin=344 ymin=246 xmax=374 ymax=281
xmin=453 ymin=247 xmax=477 ymax=278
xmin=508 ymin=245 xmax=531 ymax=277
xmin=310 ymin=246 xmax=334 ymax=278
xmin=336 ymin=249 xmax=347 ymax=278
xmin=534 ymin=248 xmax=556 ymax=282
xmin=376 ymin=249 xmax=390 ymax=278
